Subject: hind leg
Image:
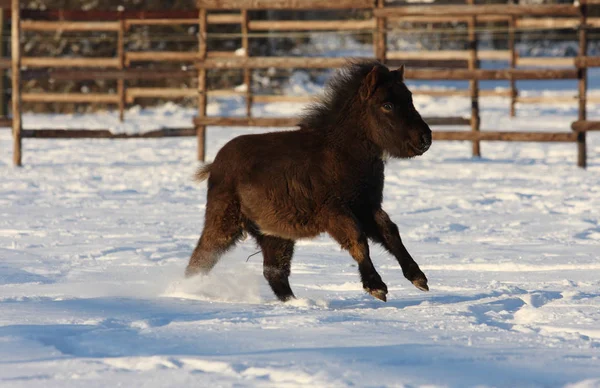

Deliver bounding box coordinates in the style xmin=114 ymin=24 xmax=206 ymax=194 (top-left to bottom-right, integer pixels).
xmin=185 ymin=189 xmax=242 ymax=277
xmin=255 ymin=235 xmax=296 ymax=302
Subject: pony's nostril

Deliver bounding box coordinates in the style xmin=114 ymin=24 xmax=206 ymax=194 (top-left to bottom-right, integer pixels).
xmin=421 ymin=133 xmax=432 ymax=149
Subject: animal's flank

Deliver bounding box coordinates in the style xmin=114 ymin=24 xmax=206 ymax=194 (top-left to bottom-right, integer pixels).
xmin=194 ymin=163 xmax=212 ymax=183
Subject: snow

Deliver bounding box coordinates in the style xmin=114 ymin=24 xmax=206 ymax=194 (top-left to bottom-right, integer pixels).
xmin=1 ymin=86 xmax=600 ymax=387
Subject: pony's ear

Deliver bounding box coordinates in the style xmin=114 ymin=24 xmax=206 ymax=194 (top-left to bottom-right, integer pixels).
xmin=360 ymin=65 xmax=382 ymax=101
xmin=396 ymin=64 xmax=405 ymax=81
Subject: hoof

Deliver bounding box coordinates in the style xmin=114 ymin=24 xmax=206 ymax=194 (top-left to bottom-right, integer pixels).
xmin=412 ymin=277 xmax=429 ymax=292
xmin=277 ymin=293 xmax=296 ymax=303
xmin=184 ymin=266 xmax=201 ymax=278
xmin=367 ymin=288 xmax=387 ymax=302
xmin=404 ymin=263 xmax=429 ymax=292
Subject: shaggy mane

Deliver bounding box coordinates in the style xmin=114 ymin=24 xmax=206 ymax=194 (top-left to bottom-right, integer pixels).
xmin=299 ymin=59 xmax=383 ymax=130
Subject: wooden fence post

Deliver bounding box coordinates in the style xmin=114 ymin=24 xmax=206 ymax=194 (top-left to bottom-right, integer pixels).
xmin=242 ymin=10 xmax=252 ymax=117
xmin=577 ymin=0 xmax=587 ymax=168
xmin=509 ymin=15 xmax=517 ymax=117
xmin=197 ymin=8 xmax=208 ymax=162
xmin=12 ymin=0 xmax=22 ymax=166
xmin=375 ymin=0 xmax=386 ymax=62
xmin=467 ymin=11 xmax=481 ymax=157
xmin=0 ymin=8 xmax=4 ymax=118
xmin=117 ymin=10 xmax=125 ymax=122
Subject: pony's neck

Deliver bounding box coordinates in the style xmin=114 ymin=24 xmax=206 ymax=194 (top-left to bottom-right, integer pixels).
xmin=324 ymin=117 xmax=383 ymax=160
xmin=300 ymin=92 xmax=384 ymax=160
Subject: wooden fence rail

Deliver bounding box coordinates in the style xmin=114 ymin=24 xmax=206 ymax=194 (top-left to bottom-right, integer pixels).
xmin=1 ymin=1 xmax=598 ymax=167
xmin=373 ymin=4 xmax=581 ymax=17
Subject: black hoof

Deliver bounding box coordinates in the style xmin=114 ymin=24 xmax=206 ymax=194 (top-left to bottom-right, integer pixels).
xmin=367 ymin=288 xmax=388 ymax=302
xmin=276 ymin=293 xmax=296 ymax=302
xmin=411 ymin=277 xmax=429 ymax=292
xmin=404 ymin=263 xmax=429 ymax=292
xmin=363 ymin=273 xmax=388 ymax=302
xmin=265 ymin=274 xmax=295 ymax=303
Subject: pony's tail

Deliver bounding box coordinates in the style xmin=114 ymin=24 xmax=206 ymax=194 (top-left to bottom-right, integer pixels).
xmin=194 ymin=163 xmax=212 ymax=183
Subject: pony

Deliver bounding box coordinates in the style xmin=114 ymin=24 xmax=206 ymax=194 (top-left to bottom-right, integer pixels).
xmin=186 ymin=60 xmax=432 ymax=302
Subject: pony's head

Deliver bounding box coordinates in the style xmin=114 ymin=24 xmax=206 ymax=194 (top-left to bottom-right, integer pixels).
xmin=358 ymin=63 xmax=432 ymax=158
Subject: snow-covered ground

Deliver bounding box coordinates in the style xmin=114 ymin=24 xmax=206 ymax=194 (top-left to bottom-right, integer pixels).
xmin=1 ymin=88 xmax=600 ymax=387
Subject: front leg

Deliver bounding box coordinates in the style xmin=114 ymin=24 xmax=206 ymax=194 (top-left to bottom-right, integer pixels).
xmin=324 ymin=207 xmax=388 ymax=301
xmin=368 ymin=209 xmax=429 ymax=292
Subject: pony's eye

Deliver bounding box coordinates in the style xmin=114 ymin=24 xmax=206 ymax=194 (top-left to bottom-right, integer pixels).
xmin=382 ymin=103 xmax=394 ymax=111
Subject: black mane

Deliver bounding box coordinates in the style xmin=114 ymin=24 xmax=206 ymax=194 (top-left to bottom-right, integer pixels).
xmin=298 ymin=59 xmax=382 ymax=130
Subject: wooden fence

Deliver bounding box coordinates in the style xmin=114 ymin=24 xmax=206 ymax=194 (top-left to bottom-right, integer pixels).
xmin=2 ymin=0 xmax=600 ymax=167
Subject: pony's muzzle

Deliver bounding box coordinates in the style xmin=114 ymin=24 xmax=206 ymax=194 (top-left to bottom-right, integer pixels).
xmin=420 ymin=131 xmax=432 ymax=152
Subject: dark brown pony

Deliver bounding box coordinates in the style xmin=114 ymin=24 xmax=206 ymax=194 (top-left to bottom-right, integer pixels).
xmin=186 ymin=60 xmax=432 ymax=302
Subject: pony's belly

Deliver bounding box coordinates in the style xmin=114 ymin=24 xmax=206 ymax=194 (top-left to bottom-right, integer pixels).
xmin=239 ymin=182 xmax=322 ymax=239
xmin=255 ymin=220 xmax=321 ymax=240
xmin=241 ymin=201 xmax=321 ymax=240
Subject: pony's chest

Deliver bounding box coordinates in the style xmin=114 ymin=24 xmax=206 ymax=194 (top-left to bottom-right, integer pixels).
xmin=336 ymin=161 xmax=384 ymax=206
